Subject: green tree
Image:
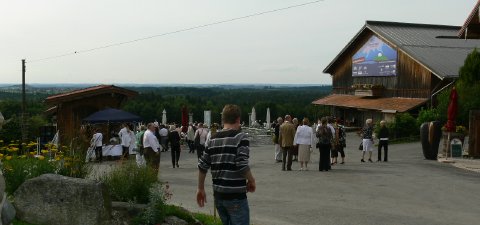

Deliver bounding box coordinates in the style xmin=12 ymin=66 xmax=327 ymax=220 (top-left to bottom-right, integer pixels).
xmin=438 ymin=48 xmax=480 ymax=127
xmin=0 ymin=115 xmax=22 ymax=142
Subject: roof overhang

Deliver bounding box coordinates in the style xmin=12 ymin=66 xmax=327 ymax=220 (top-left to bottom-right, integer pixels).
xmin=45 ymin=85 xmax=138 ymax=105
xmin=312 ymin=94 xmax=428 ymax=113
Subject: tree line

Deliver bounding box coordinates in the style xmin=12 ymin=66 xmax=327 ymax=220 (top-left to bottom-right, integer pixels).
xmin=122 ymin=86 xmax=331 ymax=125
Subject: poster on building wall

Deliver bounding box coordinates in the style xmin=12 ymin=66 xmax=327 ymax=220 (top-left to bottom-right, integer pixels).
xmin=352 ymin=35 xmax=397 ymax=77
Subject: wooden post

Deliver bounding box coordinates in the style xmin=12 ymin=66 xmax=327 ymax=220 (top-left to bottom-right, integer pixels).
xmin=469 ymin=110 xmax=480 ymax=157
xmin=22 ymin=59 xmax=26 ymax=114
xmin=21 ymin=59 xmax=28 ymax=145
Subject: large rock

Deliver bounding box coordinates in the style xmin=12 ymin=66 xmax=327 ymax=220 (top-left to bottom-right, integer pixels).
xmin=14 ymin=174 xmax=111 ymax=225
xmin=0 ymin=169 xmax=15 ymax=225
xmin=1 ymin=197 xmax=15 ymax=225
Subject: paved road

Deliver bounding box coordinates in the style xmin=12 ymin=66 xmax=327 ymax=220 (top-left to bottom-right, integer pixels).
xmin=159 ymin=134 xmax=480 ymax=225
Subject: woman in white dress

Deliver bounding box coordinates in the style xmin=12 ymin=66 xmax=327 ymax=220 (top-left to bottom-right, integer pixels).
xmin=294 ymin=118 xmax=315 ymax=171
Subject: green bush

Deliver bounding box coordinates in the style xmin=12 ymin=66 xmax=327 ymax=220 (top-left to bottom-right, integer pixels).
xmin=131 ymin=184 xmax=169 ymax=225
xmin=2 ymin=157 xmax=56 ymax=194
xmin=375 ymin=113 xmax=419 ymax=140
xmin=416 ymin=108 xmax=441 ymax=127
xmin=100 ymin=163 xmax=158 ymax=204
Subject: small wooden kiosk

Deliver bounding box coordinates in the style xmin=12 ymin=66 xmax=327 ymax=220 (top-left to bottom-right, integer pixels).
xmin=45 ymin=85 xmax=138 ymax=144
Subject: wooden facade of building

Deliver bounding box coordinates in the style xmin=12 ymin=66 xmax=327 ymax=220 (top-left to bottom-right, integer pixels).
xmin=329 ymin=29 xmax=438 ymax=99
xmin=45 ymin=85 xmax=137 ymax=143
xmin=314 ymin=20 xmax=480 ymax=126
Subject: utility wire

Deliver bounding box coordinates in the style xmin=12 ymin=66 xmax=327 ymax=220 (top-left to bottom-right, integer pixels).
xmin=28 ymin=0 xmax=323 ymax=63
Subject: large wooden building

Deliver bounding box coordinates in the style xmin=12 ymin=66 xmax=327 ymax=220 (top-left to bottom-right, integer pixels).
xmin=45 ymin=85 xmax=138 ymax=143
xmin=314 ymin=16 xmax=480 ymax=126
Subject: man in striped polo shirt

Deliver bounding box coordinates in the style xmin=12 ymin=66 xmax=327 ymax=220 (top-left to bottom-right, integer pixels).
xmin=197 ymin=104 xmax=256 ymax=225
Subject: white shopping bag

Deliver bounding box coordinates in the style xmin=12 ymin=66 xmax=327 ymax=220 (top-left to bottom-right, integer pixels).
xmin=85 ymin=147 xmax=96 ymax=163
xmin=136 ymin=154 xmax=146 ymax=167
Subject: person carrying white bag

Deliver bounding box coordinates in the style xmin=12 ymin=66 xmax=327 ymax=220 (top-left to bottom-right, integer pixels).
xmin=135 ymin=125 xmax=147 ymax=167
xmin=87 ymin=128 xmax=103 ymax=163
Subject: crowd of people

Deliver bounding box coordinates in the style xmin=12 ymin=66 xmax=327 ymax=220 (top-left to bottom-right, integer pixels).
xmin=88 ymin=120 xmax=225 ymax=171
xmin=89 ymin=113 xmax=390 ymax=173
xmin=272 ymin=115 xmax=390 ymax=172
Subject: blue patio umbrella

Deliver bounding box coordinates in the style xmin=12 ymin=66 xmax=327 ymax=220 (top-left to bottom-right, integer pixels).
xmin=83 ymin=108 xmax=141 ymax=124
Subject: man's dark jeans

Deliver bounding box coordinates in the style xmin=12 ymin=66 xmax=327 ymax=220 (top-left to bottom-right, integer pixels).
xmin=215 ymin=198 xmax=249 ymax=225
xmin=282 ymin=146 xmax=294 ymax=170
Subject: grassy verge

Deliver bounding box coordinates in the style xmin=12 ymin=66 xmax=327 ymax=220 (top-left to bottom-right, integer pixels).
xmin=12 ymin=219 xmax=37 ymax=225
xmin=163 ymin=205 xmax=222 ymax=225
xmin=193 ymin=212 xmax=223 ymax=225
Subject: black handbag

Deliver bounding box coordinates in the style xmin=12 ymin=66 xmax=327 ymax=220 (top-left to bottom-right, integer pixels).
xmin=358 ymin=142 xmax=363 ymax=151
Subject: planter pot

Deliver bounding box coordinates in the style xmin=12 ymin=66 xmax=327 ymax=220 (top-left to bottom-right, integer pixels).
xmin=420 ymin=122 xmax=430 ymax=159
xmin=420 ymin=121 xmax=442 ymax=160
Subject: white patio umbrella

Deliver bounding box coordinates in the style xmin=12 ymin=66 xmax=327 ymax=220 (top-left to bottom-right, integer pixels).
xmin=162 ymin=109 xmax=167 ymax=125
xmin=266 ymin=108 xmax=271 ymax=129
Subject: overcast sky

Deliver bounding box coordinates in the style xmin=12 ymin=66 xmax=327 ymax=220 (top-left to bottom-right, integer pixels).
xmin=0 ymin=0 xmax=477 ymax=85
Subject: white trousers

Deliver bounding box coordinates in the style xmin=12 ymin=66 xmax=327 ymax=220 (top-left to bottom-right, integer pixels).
xmin=275 ymin=144 xmax=282 ymax=160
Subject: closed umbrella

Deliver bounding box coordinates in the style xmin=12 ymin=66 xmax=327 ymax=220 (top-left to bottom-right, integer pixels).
xmin=446 ymin=87 xmax=458 ymax=132
xmin=445 ymin=87 xmax=458 ymax=159
xmin=181 ymin=107 xmax=188 ymax=132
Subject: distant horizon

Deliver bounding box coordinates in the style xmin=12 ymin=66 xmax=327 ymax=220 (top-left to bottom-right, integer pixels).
xmin=0 ymin=83 xmax=332 ymax=87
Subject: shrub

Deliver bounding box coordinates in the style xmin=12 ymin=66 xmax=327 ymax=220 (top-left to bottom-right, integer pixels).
xmin=392 ymin=113 xmax=418 ymax=138
xmin=100 ymin=163 xmax=158 ymax=204
xmin=416 ymin=108 xmax=441 ymax=127
xmin=131 ymin=183 xmax=170 ymax=225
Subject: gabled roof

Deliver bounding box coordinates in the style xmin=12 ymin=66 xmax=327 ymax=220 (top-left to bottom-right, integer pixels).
xmin=312 ymin=94 xmax=427 ymax=113
xmin=458 ymin=0 xmax=480 ymax=38
xmin=45 ymin=85 xmax=138 ymax=105
xmin=323 ymin=21 xmax=480 ymax=79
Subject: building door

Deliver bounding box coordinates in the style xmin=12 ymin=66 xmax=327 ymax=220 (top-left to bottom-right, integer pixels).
xmin=469 ymin=110 xmax=480 ymax=157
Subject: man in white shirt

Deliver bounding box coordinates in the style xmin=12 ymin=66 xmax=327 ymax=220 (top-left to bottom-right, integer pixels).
xmin=118 ymin=124 xmax=132 ymax=159
xmin=91 ymin=128 xmax=103 ymax=162
xmin=143 ymin=123 xmax=161 ymax=171
xmin=194 ymin=123 xmax=208 ymax=159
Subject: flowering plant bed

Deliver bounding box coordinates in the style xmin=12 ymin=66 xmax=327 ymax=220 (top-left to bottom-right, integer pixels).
xmin=352 ymin=84 xmax=384 ymax=97
xmin=0 ymin=139 xmax=90 ymax=194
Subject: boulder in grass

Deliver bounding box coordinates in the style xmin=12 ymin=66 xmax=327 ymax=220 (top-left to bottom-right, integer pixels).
xmin=0 ymin=170 xmax=15 ymax=225
xmin=14 ymin=174 xmax=111 ymax=225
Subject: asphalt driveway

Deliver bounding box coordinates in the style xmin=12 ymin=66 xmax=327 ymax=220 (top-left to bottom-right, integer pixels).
xmin=159 ymin=134 xmax=480 ymax=225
